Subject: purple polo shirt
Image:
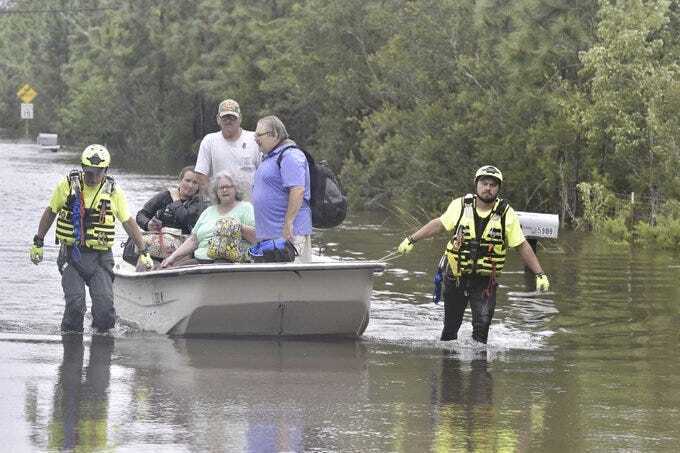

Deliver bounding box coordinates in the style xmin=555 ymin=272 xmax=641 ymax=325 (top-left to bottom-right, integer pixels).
xmin=251 ymin=142 xmax=312 ymax=240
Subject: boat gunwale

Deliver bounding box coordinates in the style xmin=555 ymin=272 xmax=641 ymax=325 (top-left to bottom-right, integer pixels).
xmin=114 ymin=260 xmax=386 ymax=279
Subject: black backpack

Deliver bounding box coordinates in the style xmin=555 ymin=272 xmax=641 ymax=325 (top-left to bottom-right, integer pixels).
xmin=277 ymin=145 xmax=348 ymax=228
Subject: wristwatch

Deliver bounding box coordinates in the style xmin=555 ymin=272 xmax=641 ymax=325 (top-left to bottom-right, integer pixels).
xmin=33 ymin=235 xmax=44 ymax=247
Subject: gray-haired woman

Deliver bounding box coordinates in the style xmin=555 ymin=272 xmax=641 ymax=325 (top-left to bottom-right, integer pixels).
xmin=161 ymin=171 xmax=256 ymax=267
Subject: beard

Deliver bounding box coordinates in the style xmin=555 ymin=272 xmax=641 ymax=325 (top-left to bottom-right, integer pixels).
xmin=476 ymin=192 xmax=496 ymax=203
xmin=83 ymin=173 xmax=103 ymax=186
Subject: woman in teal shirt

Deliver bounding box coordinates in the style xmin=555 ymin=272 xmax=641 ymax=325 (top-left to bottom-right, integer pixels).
xmin=161 ymin=171 xmax=256 ymax=267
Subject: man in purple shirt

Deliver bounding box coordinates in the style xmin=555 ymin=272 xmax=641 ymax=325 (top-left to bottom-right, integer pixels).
xmin=251 ymin=115 xmax=313 ymax=262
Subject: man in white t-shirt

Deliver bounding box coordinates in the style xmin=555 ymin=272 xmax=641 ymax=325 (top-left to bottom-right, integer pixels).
xmin=195 ymin=99 xmax=261 ymax=199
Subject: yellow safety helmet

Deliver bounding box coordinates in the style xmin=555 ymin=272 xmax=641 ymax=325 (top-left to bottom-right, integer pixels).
xmin=81 ymin=144 xmax=110 ymax=168
xmin=474 ymin=165 xmax=503 ymax=185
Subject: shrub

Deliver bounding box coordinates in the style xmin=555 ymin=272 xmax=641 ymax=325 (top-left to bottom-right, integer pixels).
xmin=600 ymin=217 xmax=631 ymax=245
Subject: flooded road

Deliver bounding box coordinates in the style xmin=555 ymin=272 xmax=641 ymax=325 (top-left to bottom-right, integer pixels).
xmin=2 ymin=142 xmax=680 ymax=451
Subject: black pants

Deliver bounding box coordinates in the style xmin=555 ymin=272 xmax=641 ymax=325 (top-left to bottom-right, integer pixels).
xmin=441 ymin=274 xmax=497 ymax=344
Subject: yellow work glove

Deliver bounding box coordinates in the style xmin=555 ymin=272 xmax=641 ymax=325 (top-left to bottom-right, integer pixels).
xmin=30 ymin=244 xmax=44 ymax=265
xmin=535 ymin=273 xmax=550 ymax=292
xmin=138 ymin=252 xmax=154 ymax=271
xmin=397 ymin=237 xmax=415 ymax=254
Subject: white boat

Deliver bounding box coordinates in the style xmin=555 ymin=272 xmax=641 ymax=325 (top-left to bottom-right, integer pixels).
xmin=113 ymin=258 xmax=385 ymax=337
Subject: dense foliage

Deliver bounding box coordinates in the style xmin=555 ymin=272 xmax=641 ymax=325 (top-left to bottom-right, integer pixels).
xmin=2 ymin=0 xmax=679 ymax=225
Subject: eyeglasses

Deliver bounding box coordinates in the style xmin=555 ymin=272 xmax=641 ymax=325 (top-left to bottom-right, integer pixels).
xmin=220 ymin=115 xmax=239 ymax=122
xmin=255 ymin=131 xmax=272 ymax=138
xmin=218 ymin=184 xmax=234 ymax=190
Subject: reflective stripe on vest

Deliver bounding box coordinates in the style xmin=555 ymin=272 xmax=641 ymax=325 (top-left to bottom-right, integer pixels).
xmin=444 ymin=195 xmax=508 ymax=277
xmin=55 ymin=174 xmax=116 ymax=251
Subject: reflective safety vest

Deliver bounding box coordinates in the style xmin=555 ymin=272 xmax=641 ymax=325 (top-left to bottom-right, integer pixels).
xmin=444 ymin=194 xmax=509 ymax=277
xmin=55 ymin=171 xmax=117 ymax=251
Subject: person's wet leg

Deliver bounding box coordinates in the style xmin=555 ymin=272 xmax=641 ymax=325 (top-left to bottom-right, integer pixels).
xmin=470 ymin=281 xmax=496 ymax=344
xmin=61 ymin=264 xmax=86 ymax=333
xmin=89 ymin=253 xmax=115 ymax=333
xmin=441 ymin=276 xmax=467 ymax=341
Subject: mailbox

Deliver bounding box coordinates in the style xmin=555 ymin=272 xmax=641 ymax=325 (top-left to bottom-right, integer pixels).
xmin=36 ymin=133 xmax=60 ymax=152
xmin=516 ymin=211 xmax=559 ymax=239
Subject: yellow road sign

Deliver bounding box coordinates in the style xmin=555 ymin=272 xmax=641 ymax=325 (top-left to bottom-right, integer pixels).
xmin=17 ymin=84 xmax=38 ymax=103
xmin=23 ymin=88 xmax=37 ymax=103
xmin=17 ymin=84 xmax=30 ymax=97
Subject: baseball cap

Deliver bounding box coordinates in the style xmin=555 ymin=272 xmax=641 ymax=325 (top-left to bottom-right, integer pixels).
xmin=218 ymin=99 xmax=241 ymax=119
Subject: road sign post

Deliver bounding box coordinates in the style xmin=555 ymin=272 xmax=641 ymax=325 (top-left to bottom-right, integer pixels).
xmin=17 ymin=84 xmax=38 ymax=138
xmin=20 ymin=103 xmax=34 ymax=138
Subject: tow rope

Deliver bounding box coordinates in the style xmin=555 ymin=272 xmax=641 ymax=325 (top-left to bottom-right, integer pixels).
xmin=482 ymin=245 xmax=496 ymax=301
xmin=377 ymin=250 xmax=401 ymax=262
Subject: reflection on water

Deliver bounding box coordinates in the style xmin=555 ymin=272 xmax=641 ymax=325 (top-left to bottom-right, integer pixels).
xmin=113 ymin=337 xmax=369 ymax=452
xmin=47 ymin=334 xmax=113 ymax=451
xmin=434 ymin=354 xmax=496 ymax=452
xmin=3 ymin=141 xmax=680 ymax=451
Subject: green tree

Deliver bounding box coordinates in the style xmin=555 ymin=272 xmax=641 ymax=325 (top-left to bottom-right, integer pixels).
xmin=577 ymin=0 xmax=680 ymax=199
xmin=0 ymin=0 xmax=74 ymax=137
xmin=60 ymin=0 xmax=196 ymax=168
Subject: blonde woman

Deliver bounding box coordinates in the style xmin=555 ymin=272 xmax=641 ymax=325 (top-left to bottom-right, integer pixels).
xmin=136 ymin=166 xmax=206 ymax=234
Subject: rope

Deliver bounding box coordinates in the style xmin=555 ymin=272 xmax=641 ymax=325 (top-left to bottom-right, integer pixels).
xmin=377 ymin=250 xmax=402 ymax=262
xmin=482 ymin=261 xmax=496 ymax=301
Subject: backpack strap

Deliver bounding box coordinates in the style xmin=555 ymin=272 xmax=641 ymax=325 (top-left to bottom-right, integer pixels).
xmin=276 ymin=145 xmax=314 ymax=168
xmin=276 ymin=145 xmax=300 ymax=168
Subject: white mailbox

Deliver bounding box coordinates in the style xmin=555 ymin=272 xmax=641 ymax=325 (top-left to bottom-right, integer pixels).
xmin=37 ymin=133 xmax=60 ymax=152
xmin=516 ymin=211 xmax=559 ymax=239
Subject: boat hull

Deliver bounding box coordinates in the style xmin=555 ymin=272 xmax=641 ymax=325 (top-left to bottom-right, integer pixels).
xmin=113 ymin=259 xmax=384 ymax=337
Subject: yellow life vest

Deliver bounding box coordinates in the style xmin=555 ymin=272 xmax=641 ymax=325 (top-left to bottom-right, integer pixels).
xmin=55 ymin=171 xmax=117 ymax=251
xmin=444 ymin=194 xmax=509 ymax=277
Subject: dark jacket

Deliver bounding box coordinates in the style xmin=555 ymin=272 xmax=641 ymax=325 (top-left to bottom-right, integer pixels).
xmin=136 ymin=190 xmax=209 ymax=234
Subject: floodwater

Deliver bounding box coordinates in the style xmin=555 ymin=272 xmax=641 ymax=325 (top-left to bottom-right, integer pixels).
xmin=1 ymin=142 xmax=680 ymax=452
